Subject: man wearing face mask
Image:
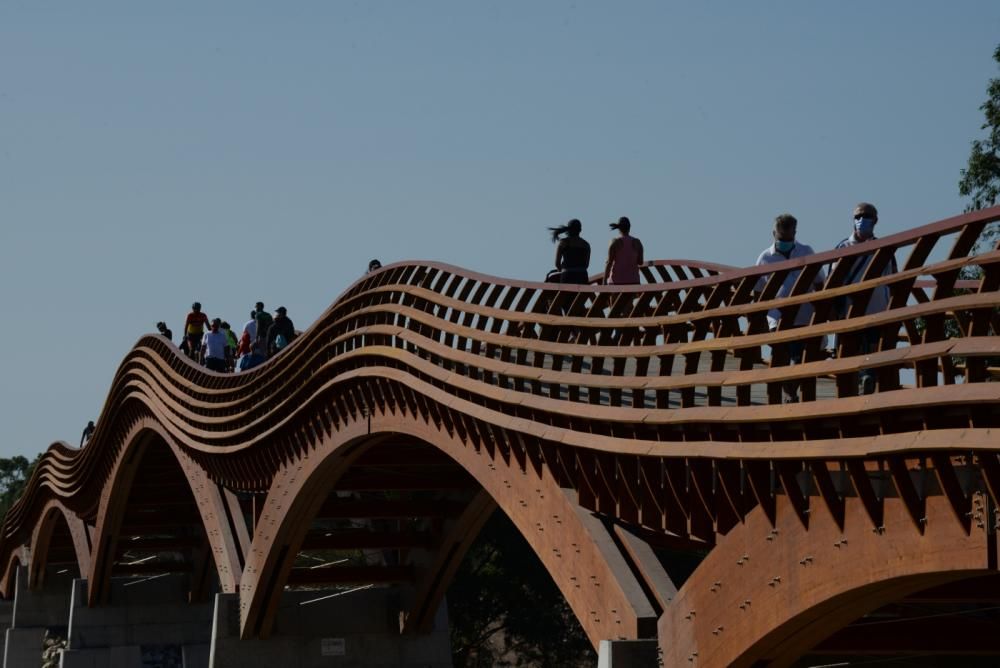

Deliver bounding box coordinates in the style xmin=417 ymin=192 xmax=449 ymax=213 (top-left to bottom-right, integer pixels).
xmin=833 ymin=202 xmax=898 ymax=395
xmin=753 ymin=214 xmax=825 ymax=403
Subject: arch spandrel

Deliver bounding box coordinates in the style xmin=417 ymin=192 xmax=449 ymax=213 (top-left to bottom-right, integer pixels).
xmin=87 ymin=418 xmax=243 ymax=606
xmin=240 ymin=413 xmax=666 ymax=647
xmin=27 ymin=499 xmax=91 ymax=590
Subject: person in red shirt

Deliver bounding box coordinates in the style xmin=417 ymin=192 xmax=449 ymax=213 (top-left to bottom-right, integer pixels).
xmin=183 ymin=302 xmax=209 ymax=360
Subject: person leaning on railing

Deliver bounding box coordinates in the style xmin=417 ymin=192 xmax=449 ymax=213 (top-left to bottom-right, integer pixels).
xmin=752 ymin=213 xmax=826 ymax=403
xmin=833 ymin=202 xmax=898 ymax=395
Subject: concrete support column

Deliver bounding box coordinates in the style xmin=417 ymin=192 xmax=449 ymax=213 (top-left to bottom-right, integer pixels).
xmin=209 ymin=588 xmax=452 ymax=668
xmin=596 ymin=639 xmax=659 ymax=668
xmin=3 ymin=565 xmax=73 ymax=668
xmin=59 ymin=575 xmax=214 ymax=668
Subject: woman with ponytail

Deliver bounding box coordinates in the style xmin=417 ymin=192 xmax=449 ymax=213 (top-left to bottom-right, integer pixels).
xmin=604 ymin=216 xmax=644 ymax=285
xmin=546 ymin=218 xmax=591 ymax=284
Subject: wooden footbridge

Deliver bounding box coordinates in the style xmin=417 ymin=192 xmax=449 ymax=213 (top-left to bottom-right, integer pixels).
xmin=3 ymin=207 xmax=1000 ymax=666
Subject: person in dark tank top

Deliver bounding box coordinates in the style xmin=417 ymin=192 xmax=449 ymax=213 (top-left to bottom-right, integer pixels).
xmin=547 ymin=218 xmax=591 ymax=284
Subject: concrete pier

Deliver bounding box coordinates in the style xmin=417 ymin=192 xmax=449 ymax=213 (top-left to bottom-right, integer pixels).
xmin=3 ymin=565 xmax=73 ymax=668
xmin=209 ymin=587 xmax=452 ymax=668
xmin=59 ymin=574 xmax=213 ymax=668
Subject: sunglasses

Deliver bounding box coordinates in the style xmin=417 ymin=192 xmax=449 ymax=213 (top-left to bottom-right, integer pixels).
xmin=853 ymin=214 xmax=874 ymax=221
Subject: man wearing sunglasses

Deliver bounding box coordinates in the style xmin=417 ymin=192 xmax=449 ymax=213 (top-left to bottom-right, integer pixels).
xmin=833 ymin=202 xmax=898 ymax=395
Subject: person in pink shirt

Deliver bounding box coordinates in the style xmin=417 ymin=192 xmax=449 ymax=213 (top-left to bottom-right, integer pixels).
xmin=604 ymin=217 xmax=644 ymax=285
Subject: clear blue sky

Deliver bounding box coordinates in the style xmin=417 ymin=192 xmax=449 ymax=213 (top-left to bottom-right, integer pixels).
xmin=2 ymin=2 xmax=998 ymax=459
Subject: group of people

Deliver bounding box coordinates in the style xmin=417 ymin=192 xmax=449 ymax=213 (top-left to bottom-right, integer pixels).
xmin=754 ymin=201 xmax=895 ymax=400
xmin=153 ymin=207 xmax=889 ymax=388
xmin=546 ymin=204 xmax=894 ymax=399
xmin=547 ymin=216 xmax=645 ymax=285
xmin=156 ymin=302 xmax=296 ymax=373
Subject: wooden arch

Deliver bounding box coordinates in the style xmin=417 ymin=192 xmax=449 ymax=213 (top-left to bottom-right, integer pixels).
xmin=27 ymin=498 xmax=91 ymax=590
xmin=0 ymin=546 xmax=28 ymax=599
xmin=239 ymin=412 xmax=669 ymax=647
xmin=86 ymin=417 xmax=243 ymax=606
xmin=659 ymin=492 xmax=998 ymax=667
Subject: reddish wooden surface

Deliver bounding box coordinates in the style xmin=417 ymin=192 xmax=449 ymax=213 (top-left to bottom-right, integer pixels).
xmin=1 ymin=206 xmax=999 ymax=663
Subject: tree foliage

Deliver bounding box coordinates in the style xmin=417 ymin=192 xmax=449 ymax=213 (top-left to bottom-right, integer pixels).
xmin=0 ymin=455 xmax=37 ymax=521
xmin=960 ymin=44 xmax=1000 ymax=215
xmin=448 ymin=510 xmax=594 ymax=667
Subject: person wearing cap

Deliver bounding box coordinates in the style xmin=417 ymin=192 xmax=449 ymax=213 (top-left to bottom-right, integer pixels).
xmin=201 ymin=318 xmax=231 ymax=372
xmin=833 ymin=202 xmax=898 ymax=395
xmin=604 ymin=217 xmax=644 ymax=285
xmin=183 ymin=302 xmax=209 ymax=360
xmin=368 ymin=259 xmax=382 ymax=273
xmin=752 ymin=214 xmax=826 ymax=403
xmin=156 ymin=321 xmax=173 ymax=342
xmin=266 ymin=306 xmax=296 ymax=357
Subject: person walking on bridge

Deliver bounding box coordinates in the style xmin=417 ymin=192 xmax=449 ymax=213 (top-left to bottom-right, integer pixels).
xmin=202 ymin=318 xmax=231 ymax=372
xmin=753 ymin=214 xmax=825 ymax=403
xmin=183 ymin=302 xmax=209 ymax=360
xmin=253 ymin=302 xmax=273 ymax=357
xmin=547 ymin=219 xmax=591 ymax=284
xmin=604 ymin=216 xmax=644 ymax=285
xmin=242 ymin=311 xmax=257 ymax=347
xmin=266 ymin=306 xmax=296 ymax=357
xmin=833 ymin=202 xmax=897 ymax=395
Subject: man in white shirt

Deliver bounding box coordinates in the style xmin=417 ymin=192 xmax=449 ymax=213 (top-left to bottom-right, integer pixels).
xmin=754 ymin=214 xmax=826 ymax=403
xmin=833 ymin=202 xmax=898 ymax=395
xmin=242 ymin=310 xmax=258 ymax=343
xmin=201 ymin=318 xmax=232 ymax=373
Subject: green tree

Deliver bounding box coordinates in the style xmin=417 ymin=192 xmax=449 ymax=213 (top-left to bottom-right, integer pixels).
xmin=959 ymin=44 xmax=1000 ymax=216
xmin=448 ymin=511 xmax=594 ymax=667
xmin=0 ymin=455 xmax=37 ymax=521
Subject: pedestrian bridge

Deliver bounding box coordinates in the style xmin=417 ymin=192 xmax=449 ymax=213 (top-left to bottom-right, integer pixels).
xmin=2 ymin=207 xmax=1000 ymax=667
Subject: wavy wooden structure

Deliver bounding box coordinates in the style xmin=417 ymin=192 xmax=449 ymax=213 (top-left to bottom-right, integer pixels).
xmin=3 ymin=207 xmax=1000 ymax=665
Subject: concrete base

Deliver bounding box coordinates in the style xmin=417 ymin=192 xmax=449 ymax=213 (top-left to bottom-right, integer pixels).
xmin=209 ymin=588 xmax=452 ymax=668
xmin=597 ymin=639 xmax=658 ymax=668
xmin=6 ymin=626 xmax=46 ymax=667
xmin=60 ymin=575 xmax=213 ymax=668
xmin=4 ymin=566 xmax=72 ymax=668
